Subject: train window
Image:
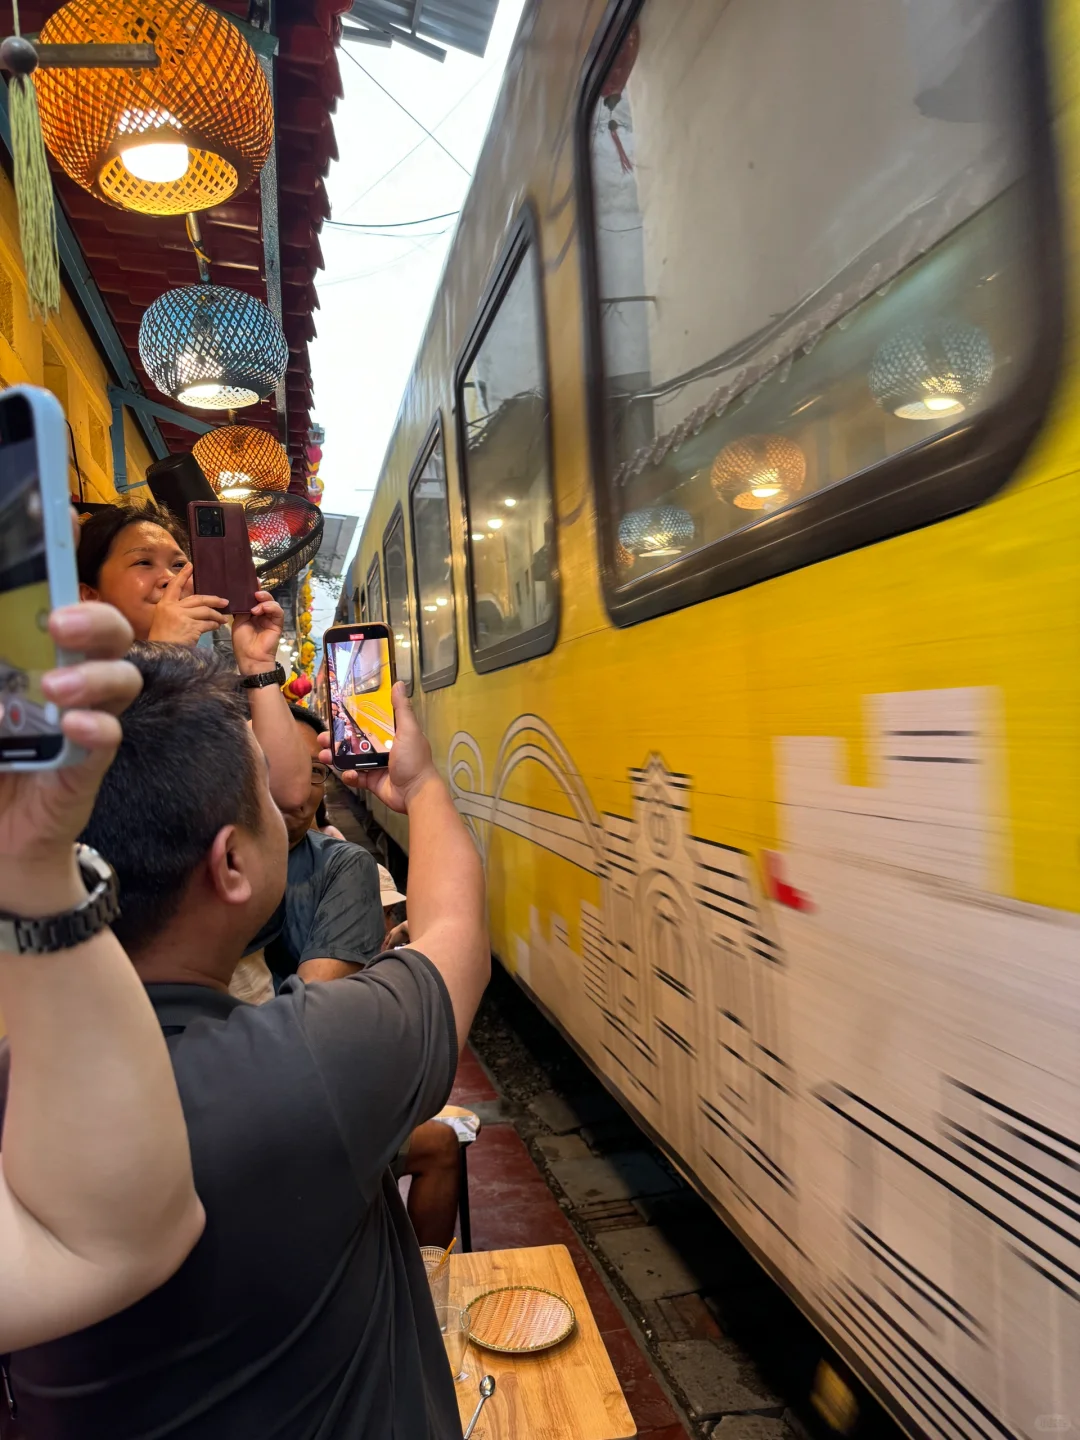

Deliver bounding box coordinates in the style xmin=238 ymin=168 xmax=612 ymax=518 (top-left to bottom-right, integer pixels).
xmin=358 ymin=586 xmax=366 ymax=622
xmin=382 ymin=507 xmax=414 ymax=695
xmin=366 ymin=555 xmax=383 ymax=624
xmin=409 ymin=418 xmax=458 ymax=690
xmin=456 ymin=215 xmax=558 ymax=672
xmin=580 ymin=0 xmax=1058 ymax=625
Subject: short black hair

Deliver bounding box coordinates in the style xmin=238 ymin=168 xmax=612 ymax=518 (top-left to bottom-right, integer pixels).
xmin=81 ymin=644 xmax=263 ymax=953
xmin=78 ymin=502 xmax=187 ymax=589
xmin=288 ymin=702 xmax=324 ymax=735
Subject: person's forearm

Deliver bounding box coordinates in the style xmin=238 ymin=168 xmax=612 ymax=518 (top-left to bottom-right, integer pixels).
xmin=0 ymin=891 xmax=203 ymax=1350
xmin=245 ymin=683 xmax=311 ymax=809
xmin=405 ymin=775 xmax=489 ymax=1050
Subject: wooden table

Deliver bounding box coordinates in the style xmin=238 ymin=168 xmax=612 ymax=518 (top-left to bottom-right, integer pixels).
xmin=448 ymin=1244 xmax=636 ymax=1439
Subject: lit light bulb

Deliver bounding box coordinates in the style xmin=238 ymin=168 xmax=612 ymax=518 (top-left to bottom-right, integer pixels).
xmin=750 ymin=485 xmax=781 ymax=498
xmin=503 ymin=497 xmax=517 ymax=508
xmin=471 ymin=533 xmax=485 ymax=542
xmin=424 ymin=604 xmax=438 ymax=613
xmin=435 ymin=596 xmax=448 ymax=607
xmin=219 ymin=485 xmax=252 ymax=500
xmin=178 ymin=382 xmax=260 ymax=409
xmin=487 ymin=517 xmax=504 ymax=530
xmin=924 ymin=396 xmax=963 ymax=413
xmin=120 ymin=141 xmax=190 ymax=183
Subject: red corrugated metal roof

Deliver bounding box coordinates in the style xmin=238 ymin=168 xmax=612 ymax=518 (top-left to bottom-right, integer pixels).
xmin=21 ymin=0 xmax=345 ymax=491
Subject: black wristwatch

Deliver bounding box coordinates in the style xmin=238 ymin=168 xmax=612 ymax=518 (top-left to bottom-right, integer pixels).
xmin=0 ymin=845 xmax=120 ymax=955
xmin=240 ymin=663 xmax=287 ymax=690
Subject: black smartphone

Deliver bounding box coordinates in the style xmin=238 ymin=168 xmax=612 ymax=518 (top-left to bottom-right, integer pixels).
xmin=323 ymin=622 xmax=396 ymax=769
xmin=188 ymin=500 xmax=260 ymax=614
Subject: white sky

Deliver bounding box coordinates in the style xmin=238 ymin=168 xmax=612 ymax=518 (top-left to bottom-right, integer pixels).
xmin=310 ymin=0 xmax=528 ymax=536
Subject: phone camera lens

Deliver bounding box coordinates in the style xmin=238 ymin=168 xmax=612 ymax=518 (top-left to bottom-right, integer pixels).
xmin=196 ymin=506 xmax=225 ymax=538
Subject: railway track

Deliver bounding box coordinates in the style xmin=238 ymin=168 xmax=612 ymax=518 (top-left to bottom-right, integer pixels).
xmin=469 ymin=964 xmax=908 ymax=1440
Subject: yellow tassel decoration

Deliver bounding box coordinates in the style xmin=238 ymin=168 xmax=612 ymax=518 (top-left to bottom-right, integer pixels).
xmin=2 ymin=3 xmax=60 ymax=319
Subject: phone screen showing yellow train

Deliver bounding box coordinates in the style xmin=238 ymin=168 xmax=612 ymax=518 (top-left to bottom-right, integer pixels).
xmin=326 ymin=631 xmax=395 ymax=766
xmin=0 ymin=396 xmax=60 ymax=764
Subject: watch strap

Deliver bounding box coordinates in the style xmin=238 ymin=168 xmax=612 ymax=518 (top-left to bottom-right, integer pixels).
xmin=240 ymin=664 xmax=286 ymax=690
xmin=0 ymin=845 xmax=120 ymax=956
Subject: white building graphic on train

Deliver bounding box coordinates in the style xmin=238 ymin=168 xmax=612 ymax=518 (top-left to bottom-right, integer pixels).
xmin=449 ymin=687 xmax=1080 ymax=1440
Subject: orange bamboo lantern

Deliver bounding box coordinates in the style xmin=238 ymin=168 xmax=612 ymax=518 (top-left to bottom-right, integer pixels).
xmin=193 ymin=424 xmax=290 ymax=499
xmin=34 ymin=0 xmax=273 ymax=216
xmin=710 ymin=434 xmax=807 ymax=510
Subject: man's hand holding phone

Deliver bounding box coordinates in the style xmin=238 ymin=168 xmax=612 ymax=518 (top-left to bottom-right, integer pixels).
xmin=319 ymin=683 xmax=439 ymax=815
xmin=0 ymin=603 xmax=140 ymax=914
xmin=147 ymin=563 xmax=228 ymax=646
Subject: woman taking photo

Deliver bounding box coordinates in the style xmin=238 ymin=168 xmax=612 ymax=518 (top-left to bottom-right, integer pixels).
xmin=77 ymin=503 xmax=309 ymax=811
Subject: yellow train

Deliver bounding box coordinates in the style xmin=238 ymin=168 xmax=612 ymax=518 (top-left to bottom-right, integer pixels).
xmin=345 ymin=1 xmax=1080 ymax=1434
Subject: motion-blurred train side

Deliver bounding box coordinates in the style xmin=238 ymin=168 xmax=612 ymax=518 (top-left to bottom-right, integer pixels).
xmin=344 ymin=2 xmax=1080 ymax=1434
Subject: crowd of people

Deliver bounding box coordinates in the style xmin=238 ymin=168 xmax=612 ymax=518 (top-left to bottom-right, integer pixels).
xmin=0 ymin=500 xmax=490 ymax=1438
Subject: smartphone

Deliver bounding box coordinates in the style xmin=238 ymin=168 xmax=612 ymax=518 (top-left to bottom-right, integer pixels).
xmin=0 ymin=386 xmax=80 ymax=770
xmin=147 ymin=452 xmax=216 ymax=530
xmin=323 ymin=622 xmax=396 ymax=769
xmin=187 ymin=500 xmax=259 ymax=615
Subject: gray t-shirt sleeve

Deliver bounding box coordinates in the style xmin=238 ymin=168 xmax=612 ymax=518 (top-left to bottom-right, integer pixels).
xmin=300 ymin=843 xmax=385 ymax=968
xmin=290 ymin=948 xmax=457 ymax=1193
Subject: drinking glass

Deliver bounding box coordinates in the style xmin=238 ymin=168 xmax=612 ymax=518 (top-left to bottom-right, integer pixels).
xmin=435 ymin=1304 xmax=470 ymax=1383
xmin=421 ymin=1245 xmax=450 ymax=1310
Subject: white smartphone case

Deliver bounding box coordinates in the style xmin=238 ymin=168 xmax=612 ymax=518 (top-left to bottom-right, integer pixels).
xmin=0 ymin=385 xmax=84 ymax=771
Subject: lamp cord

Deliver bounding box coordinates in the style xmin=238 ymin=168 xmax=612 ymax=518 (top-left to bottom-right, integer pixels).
xmin=185 ymin=213 xmax=211 ymax=282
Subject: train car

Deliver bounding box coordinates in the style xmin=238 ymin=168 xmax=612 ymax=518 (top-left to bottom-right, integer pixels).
xmin=344 ymin=1 xmax=1080 ymax=1435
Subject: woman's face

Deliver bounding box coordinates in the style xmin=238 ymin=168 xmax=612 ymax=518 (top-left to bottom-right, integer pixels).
xmin=80 ymin=521 xmax=188 ymax=641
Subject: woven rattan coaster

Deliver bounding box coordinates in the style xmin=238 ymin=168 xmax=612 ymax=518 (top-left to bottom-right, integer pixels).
xmin=466 ymin=1285 xmax=576 ymax=1354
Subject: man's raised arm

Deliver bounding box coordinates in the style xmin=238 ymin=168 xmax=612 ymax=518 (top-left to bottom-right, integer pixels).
xmin=320 ymin=685 xmax=489 ymax=1051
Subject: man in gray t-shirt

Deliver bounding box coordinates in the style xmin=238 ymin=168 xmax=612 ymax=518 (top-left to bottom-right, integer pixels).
xmin=2 ymin=645 xmax=490 ymax=1439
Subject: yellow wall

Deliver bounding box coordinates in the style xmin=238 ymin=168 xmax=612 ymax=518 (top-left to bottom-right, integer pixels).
xmin=0 ymin=166 xmax=155 ymax=500
xmin=0 ymin=168 xmax=157 ymax=1041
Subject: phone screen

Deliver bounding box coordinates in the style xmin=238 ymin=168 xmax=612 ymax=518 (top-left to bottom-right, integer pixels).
xmin=0 ymin=395 xmax=61 ymax=762
xmin=326 ymin=629 xmax=395 ymax=766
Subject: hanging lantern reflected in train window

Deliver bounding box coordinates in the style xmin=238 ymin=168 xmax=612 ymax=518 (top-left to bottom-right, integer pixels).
xmin=711 ymin=435 xmax=807 ymax=511
xmin=868 ymin=320 xmax=994 ymax=420
xmin=618 ymin=505 xmax=696 ymax=563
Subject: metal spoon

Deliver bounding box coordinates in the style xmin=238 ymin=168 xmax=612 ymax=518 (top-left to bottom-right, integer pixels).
xmin=463 ymin=1374 xmax=496 ymax=1439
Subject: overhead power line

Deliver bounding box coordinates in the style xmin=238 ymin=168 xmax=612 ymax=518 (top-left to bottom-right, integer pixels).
xmin=326 ymin=210 xmax=461 ymax=230
xmin=341 ymin=48 xmax=472 ymax=178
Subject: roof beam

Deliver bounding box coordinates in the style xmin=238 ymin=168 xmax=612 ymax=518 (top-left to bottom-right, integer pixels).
xmin=107 ymin=388 xmax=212 ymax=493
xmin=340 ymin=23 xmax=393 ymax=46
xmin=346 ymin=3 xmax=445 ymax=59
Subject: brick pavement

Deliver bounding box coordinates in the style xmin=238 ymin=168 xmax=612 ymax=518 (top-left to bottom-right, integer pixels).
xmin=450 ymin=1051 xmax=687 ymax=1440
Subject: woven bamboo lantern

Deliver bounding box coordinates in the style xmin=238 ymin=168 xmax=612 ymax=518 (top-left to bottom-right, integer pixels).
xmin=617 ymin=504 xmax=696 ymax=558
xmin=193 ymin=424 xmax=290 ymax=499
xmin=139 ymin=284 xmax=288 ymax=410
xmin=868 ymin=320 xmax=994 ymax=420
xmin=33 ymin=0 xmax=273 ymax=216
xmin=710 ymin=434 xmax=806 ymax=510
